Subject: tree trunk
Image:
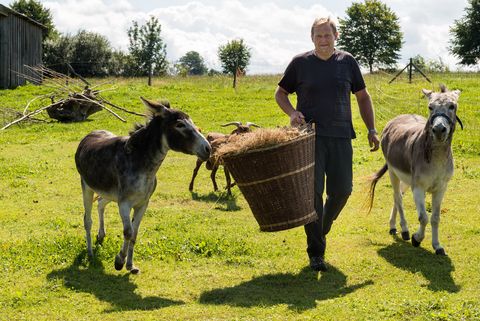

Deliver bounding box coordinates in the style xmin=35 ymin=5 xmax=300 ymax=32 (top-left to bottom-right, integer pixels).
xmin=148 ymin=64 xmax=152 ymax=86
xmin=233 ymin=71 xmax=237 ymax=88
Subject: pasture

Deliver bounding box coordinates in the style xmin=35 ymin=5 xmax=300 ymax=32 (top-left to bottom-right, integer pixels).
xmin=0 ymin=73 xmax=479 ymax=320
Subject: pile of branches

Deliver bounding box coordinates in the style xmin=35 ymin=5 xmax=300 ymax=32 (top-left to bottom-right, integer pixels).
xmin=1 ymin=65 xmax=144 ymax=130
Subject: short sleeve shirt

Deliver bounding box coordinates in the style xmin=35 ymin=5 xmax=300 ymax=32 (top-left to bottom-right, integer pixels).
xmin=278 ymin=49 xmax=365 ymax=138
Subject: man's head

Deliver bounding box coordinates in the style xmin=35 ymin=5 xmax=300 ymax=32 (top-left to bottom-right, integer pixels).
xmin=311 ymin=17 xmax=338 ymax=58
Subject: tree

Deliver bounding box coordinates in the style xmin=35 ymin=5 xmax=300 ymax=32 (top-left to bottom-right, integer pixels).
xmin=218 ymin=39 xmax=251 ymax=88
xmin=42 ymin=34 xmax=73 ymax=74
xmin=127 ymin=16 xmax=167 ymax=85
xmin=337 ymin=0 xmax=403 ymax=73
xmin=177 ymin=51 xmax=207 ymax=75
xmin=10 ymin=0 xmax=57 ymax=40
xmin=449 ymin=0 xmax=480 ymax=65
xmin=69 ymin=30 xmax=112 ymax=77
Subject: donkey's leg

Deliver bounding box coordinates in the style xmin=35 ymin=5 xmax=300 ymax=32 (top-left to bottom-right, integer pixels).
xmin=126 ymin=203 xmax=148 ymax=274
xmin=388 ymin=172 xmax=409 ymax=239
xmin=81 ymin=180 xmax=95 ymax=257
xmin=115 ymin=201 xmax=133 ymax=271
xmin=398 ymin=182 xmax=410 ymax=240
xmin=431 ymin=188 xmax=447 ymax=255
xmin=189 ymin=159 xmax=203 ymax=191
xmin=96 ymin=197 xmax=110 ymax=244
xmin=411 ymin=187 xmax=428 ymax=247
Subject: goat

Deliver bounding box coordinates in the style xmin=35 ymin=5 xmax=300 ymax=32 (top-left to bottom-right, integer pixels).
xmin=367 ymin=85 xmax=463 ymax=255
xmin=189 ymin=121 xmax=259 ymax=195
xmin=75 ymin=97 xmax=211 ymax=273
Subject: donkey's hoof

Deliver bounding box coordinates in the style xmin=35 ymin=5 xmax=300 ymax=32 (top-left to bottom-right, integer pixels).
xmin=389 ymin=228 xmax=397 ymax=235
xmin=411 ymin=234 xmax=421 ymax=247
xmin=435 ymin=248 xmax=447 ymax=256
xmin=114 ymin=255 xmax=125 ymax=271
xmin=96 ymin=235 xmax=105 ymax=245
xmin=401 ymin=231 xmax=410 ymax=241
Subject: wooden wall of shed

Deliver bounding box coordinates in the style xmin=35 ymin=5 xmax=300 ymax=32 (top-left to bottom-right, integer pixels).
xmin=0 ymin=13 xmax=43 ymax=89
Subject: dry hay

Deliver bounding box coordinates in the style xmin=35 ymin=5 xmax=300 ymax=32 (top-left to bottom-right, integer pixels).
xmin=215 ymin=126 xmax=312 ymax=160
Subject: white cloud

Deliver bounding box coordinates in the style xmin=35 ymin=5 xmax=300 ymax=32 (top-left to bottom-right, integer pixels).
xmin=0 ymin=0 xmax=471 ymax=73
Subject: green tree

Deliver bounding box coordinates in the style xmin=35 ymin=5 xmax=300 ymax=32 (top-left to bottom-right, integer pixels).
xmin=69 ymin=30 xmax=112 ymax=77
xmin=42 ymin=34 xmax=73 ymax=74
xmin=177 ymin=51 xmax=207 ymax=75
xmin=449 ymin=0 xmax=480 ymax=65
xmin=10 ymin=0 xmax=57 ymax=40
xmin=337 ymin=0 xmax=403 ymax=73
xmin=218 ymin=39 xmax=251 ymax=88
xmin=412 ymin=54 xmax=427 ymax=71
xmin=127 ymin=16 xmax=167 ymax=85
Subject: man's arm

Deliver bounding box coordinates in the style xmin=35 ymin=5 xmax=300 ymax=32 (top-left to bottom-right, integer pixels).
xmin=275 ymin=86 xmax=305 ymax=127
xmin=355 ymin=88 xmax=380 ymax=151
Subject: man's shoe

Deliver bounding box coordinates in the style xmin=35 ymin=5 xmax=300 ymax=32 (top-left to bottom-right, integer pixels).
xmin=309 ymin=256 xmax=328 ymax=272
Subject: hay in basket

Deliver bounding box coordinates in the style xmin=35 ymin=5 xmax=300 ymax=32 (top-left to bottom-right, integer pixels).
xmin=216 ymin=126 xmax=317 ymax=232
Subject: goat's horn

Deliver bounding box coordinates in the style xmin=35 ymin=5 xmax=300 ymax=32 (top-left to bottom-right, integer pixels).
xmin=246 ymin=122 xmax=260 ymax=128
xmin=221 ymin=121 xmax=242 ymax=127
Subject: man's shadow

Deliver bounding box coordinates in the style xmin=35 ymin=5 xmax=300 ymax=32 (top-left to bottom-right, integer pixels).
xmin=377 ymin=238 xmax=460 ymax=293
xmin=46 ymin=250 xmax=184 ymax=312
xmin=190 ymin=191 xmax=241 ymax=211
xmin=199 ymin=265 xmax=373 ymax=311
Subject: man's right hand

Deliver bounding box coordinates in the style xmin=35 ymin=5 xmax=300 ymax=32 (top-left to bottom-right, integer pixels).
xmin=290 ymin=111 xmax=305 ymax=127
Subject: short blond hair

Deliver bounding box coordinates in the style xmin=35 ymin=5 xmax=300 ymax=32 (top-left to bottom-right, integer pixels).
xmin=311 ymin=17 xmax=337 ymax=36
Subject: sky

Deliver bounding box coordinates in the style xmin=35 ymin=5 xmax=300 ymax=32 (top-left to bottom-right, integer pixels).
xmin=0 ymin=0 xmax=471 ymax=74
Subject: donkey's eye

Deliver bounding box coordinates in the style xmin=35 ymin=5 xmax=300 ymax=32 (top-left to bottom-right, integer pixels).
xmin=428 ymin=106 xmax=433 ymax=111
xmin=176 ymin=122 xmax=186 ymax=128
xmin=448 ymin=104 xmax=455 ymax=110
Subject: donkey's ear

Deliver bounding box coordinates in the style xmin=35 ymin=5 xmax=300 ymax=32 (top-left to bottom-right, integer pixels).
xmin=140 ymin=97 xmax=169 ymax=117
xmin=422 ymin=89 xmax=433 ymax=98
xmin=451 ymin=89 xmax=461 ymax=99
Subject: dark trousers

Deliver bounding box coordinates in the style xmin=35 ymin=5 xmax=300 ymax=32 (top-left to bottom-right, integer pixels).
xmin=304 ymin=136 xmax=353 ymax=259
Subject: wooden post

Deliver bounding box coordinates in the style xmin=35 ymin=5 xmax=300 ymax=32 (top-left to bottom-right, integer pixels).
xmin=408 ymin=58 xmax=413 ymax=83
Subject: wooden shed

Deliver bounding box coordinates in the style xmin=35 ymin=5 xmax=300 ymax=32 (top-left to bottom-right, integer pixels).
xmin=0 ymin=4 xmax=45 ymax=89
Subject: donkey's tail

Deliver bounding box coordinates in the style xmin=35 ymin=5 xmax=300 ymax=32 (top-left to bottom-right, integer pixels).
xmin=366 ymin=164 xmax=388 ymax=214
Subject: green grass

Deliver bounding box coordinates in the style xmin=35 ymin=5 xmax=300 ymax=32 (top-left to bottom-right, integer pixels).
xmin=0 ymin=73 xmax=479 ymax=320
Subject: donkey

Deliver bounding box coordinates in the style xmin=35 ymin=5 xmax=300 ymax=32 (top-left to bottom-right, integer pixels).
xmin=75 ymin=97 xmax=211 ymax=273
xmin=368 ymin=85 xmax=462 ymax=255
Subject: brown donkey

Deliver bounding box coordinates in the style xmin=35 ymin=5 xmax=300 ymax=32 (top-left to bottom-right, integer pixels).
xmin=75 ymin=98 xmax=211 ymax=273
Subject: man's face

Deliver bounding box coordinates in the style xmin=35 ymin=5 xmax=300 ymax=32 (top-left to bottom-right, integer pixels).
xmin=311 ymin=23 xmax=337 ymax=56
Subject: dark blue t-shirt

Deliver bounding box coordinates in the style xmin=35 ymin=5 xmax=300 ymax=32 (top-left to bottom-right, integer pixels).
xmin=278 ymin=49 xmax=365 ymax=138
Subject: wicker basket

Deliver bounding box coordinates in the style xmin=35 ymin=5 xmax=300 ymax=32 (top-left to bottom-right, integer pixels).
xmin=223 ymin=133 xmax=317 ymax=232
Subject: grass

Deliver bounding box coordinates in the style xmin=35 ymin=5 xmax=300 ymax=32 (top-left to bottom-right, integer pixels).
xmin=0 ymin=73 xmax=479 ymax=320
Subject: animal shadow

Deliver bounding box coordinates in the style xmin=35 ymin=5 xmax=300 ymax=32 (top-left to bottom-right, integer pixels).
xmin=190 ymin=191 xmax=241 ymax=211
xmin=46 ymin=250 xmax=184 ymax=312
xmin=377 ymin=238 xmax=460 ymax=293
xmin=199 ymin=265 xmax=373 ymax=311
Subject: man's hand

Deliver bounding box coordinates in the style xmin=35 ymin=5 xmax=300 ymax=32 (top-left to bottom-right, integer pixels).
xmin=290 ymin=110 xmax=305 ymax=127
xmin=368 ymin=132 xmax=380 ymax=152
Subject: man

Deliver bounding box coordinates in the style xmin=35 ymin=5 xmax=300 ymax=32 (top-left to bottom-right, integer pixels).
xmin=275 ymin=17 xmax=380 ymax=272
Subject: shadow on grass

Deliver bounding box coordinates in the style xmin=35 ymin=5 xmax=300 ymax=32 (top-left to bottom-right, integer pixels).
xmin=190 ymin=191 xmax=241 ymax=211
xmin=47 ymin=250 xmax=184 ymax=312
xmin=377 ymin=238 xmax=460 ymax=293
xmin=199 ymin=265 xmax=373 ymax=311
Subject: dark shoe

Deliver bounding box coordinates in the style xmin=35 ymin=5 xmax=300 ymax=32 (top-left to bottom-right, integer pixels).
xmin=309 ymin=256 xmax=328 ymax=272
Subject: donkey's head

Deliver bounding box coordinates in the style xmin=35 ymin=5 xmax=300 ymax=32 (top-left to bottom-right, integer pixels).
xmin=422 ymin=85 xmax=462 ymax=143
xmin=140 ymin=97 xmax=211 ymax=160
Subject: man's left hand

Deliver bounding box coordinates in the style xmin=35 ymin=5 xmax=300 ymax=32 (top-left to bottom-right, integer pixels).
xmin=368 ymin=132 xmax=380 ymax=152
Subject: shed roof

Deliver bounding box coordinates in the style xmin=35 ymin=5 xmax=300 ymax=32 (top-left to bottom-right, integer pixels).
xmin=0 ymin=4 xmax=47 ymax=30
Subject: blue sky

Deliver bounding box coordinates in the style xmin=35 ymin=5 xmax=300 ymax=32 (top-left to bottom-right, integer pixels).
xmin=0 ymin=0 xmax=471 ymax=74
